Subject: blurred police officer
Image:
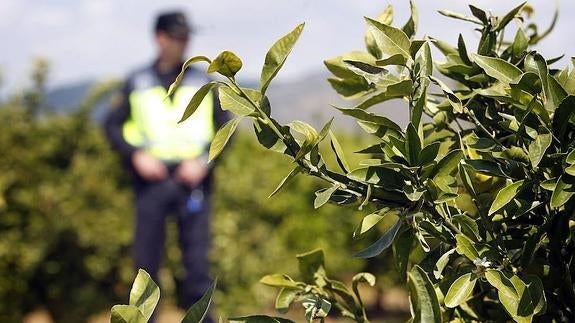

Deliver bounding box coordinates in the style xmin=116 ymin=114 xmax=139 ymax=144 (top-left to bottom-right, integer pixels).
xmin=104 ymin=11 xmax=227 ymax=320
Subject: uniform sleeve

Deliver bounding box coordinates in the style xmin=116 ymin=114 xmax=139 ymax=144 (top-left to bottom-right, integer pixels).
xmin=103 ymin=81 xmax=138 ymax=161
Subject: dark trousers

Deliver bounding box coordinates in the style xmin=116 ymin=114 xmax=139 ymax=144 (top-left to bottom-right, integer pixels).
xmin=133 ymin=176 xmax=212 ymax=311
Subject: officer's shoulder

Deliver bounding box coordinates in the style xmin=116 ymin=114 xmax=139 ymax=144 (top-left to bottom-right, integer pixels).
xmin=126 ymin=65 xmax=154 ymax=82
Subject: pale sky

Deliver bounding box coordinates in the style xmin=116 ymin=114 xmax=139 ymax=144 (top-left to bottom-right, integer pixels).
xmin=1 ymin=0 xmax=573 ymax=92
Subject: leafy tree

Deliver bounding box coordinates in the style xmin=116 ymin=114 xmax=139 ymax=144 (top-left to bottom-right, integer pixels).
xmin=166 ymin=1 xmax=575 ymax=322
xmin=0 ymin=61 xmax=134 ymax=322
xmin=0 ymin=61 xmax=372 ymax=321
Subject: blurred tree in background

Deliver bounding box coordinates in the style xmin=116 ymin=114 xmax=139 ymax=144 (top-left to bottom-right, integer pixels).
xmin=0 ymin=61 xmax=402 ymax=322
xmin=0 ymin=60 xmax=133 ymax=322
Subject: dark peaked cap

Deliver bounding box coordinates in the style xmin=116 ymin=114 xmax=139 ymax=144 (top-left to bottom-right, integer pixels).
xmin=154 ymin=11 xmax=191 ymax=39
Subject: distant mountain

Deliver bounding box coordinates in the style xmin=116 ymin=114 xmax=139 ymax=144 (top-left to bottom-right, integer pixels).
xmin=266 ymin=70 xmax=409 ymax=131
xmin=44 ymin=70 xmax=409 ymax=130
xmin=45 ymin=80 xmax=110 ymax=122
xmin=46 ymin=80 xmax=93 ymax=113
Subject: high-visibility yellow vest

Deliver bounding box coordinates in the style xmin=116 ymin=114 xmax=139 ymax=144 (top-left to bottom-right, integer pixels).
xmin=122 ymin=68 xmax=215 ymax=162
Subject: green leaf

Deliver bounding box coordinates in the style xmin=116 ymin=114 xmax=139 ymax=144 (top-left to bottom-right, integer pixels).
xmin=181 ymin=279 xmax=217 ymax=323
xmin=494 ymin=2 xmax=527 ymax=32
xmin=402 ymin=0 xmax=418 ymax=39
xmin=455 ymin=234 xmax=480 ymax=260
xmin=179 ymin=82 xmax=217 ymax=123
xmin=302 ymin=295 xmax=331 ymax=322
xmin=167 ymin=55 xmax=211 ymax=98
xmin=268 ymin=166 xmax=302 ymax=198
xmin=376 ymin=54 xmax=407 ymax=67
xmin=472 ymin=54 xmax=522 ymax=84
xmin=411 ymin=89 xmax=426 ymax=132
xmin=355 ymin=219 xmax=402 ymax=258
xmin=393 ymin=229 xmax=414 ymax=279
xmin=410 ymin=40 xmax=426 ymax=58
xmin=111 ymin=305 xmax=147 ymax=323
xmin=511 ymin=28 xmax=529 ymax=60
xmin=336 ymin=107 xmax=402 ymax=132
xmin=261 ymin=23 xmax=305 ymax=95
xmin=314 ymin=184 xmax=339 ymax=209
xmin=347 ymin=166 xmax=405 ymax=189
xmin=511 ymin=276 xmax=535 ymax=317
xmin=566 ymin=165 xmax=575 ymax=176
xmin=489 ymin=180 xmax=525 ymax=215
xmin=260 ymin=274 xmax=299 ymax=288
xmin=429 ymin=76 xmax=462 ymax=113
xmin=459 ymin=163 xmax=478 ymax=197
xmin=528 ymin=133 xmax=552 ymax=168
xmin=254 ymin=119 xmax=287 ymax=153
xmin=365 ymin=17 xmax=411 ymax=59
xmin=430 ymin=149 xmax=463 ymax=179
xmin=445 ymin=273 xmax=477 ymax=308
xmin=218 ymin=87 xmax=256 ymax=116
xmin=551 ymin=175 xmax=575 ymax=209
xmin=207 ymin=51 xmax=243 ymax=78
xmin=365 ymin=6 xmax=394 ymax=58
xmin=457 ymin=34 xmax=472 ymax=66
xmin=526 ymin=53 xmax=568 ymax=109
xmin=275 ymin=288 xmax=299 ymax=314
xmin=529 ymin=4 xmax=559 ymax=45
xmin=328 ymin=76 xmax=372 ymax=98
xmin=438 ymin=9 xmax=482 ymax=25
xmin=484 ymin=269 xmax=518 ymax=301
xmin=418 ymin=142 xmax=440 ymax=166
xmin=296 ymin=249 xmax=326 ymax=284
xmin=552 ymin=96 xmax=575 ymax=140
xmin=129 ymin=269 xmax=160 ymax=322
xmin=464 ymin=159 xmax=508 ymax=178
xmin=477 ymin=28 xmax=496 ymax=56
xmin=352 ymin=272 xmax=376 ymax=287
xmin=511 ymin=72 xmax=542 ymax=96
xmin=492 ymin=146 xmax=530 ymax=164
xmin=353 ymin=79 xmax=413 ymax=110
xmin=430 ymin=37 xmax=458 ymax=56
xmin=548 ymin=75 xmax=569 ymax=107
xmin=325 ymin=279 xmax=355 ymax=312
xmin=567 ymin=150 xmax=575 ymax=164
xmin=229 ymin=315 xmax=295 ymax=323
xmin=469 ymin=5 xmax=488 ymax=24
xmin=208 ymin=118 xmax=240 ymax=162
xmin=452 ymin=214 xmax=480 ymax=240
xmin=540 ymin=178 xmax=557 ymax=191
xmin=353 ymin=208 xmax=398 ymax=239
xmin=406 ymin=123 xmax=421 ymax=166
xmin=288 ymin=120 xmax=319 ymax=161
xmin=318 ymin=118 xmax=333 ymax=141
xmin=565 ymin=61 xmax=575 ymax=94
xmin=343 ymin=60 xmax=388 ymax=85
xmin=433 ymin=249 xmax=456 ymax=279
xmin=324 ymin=51 xmax=376 ymax=79
xmin=352 ymin=272 xmax=376 ymax=309
xmin=524 ymin=275 xmax=547 ymax=315
xmin=415 ymin=40 xmax=433 ymax=80
xmin=484 ymin=270 xmax=527 ymax=321
xmin=407 ymin=265 xmax=442 ymax=323
xmin=329 ymin=130 xmax=350 ymax=173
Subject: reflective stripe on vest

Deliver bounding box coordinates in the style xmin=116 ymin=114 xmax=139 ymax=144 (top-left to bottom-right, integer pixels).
xmin=122 ymin=84 xmax=215 ymax=162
